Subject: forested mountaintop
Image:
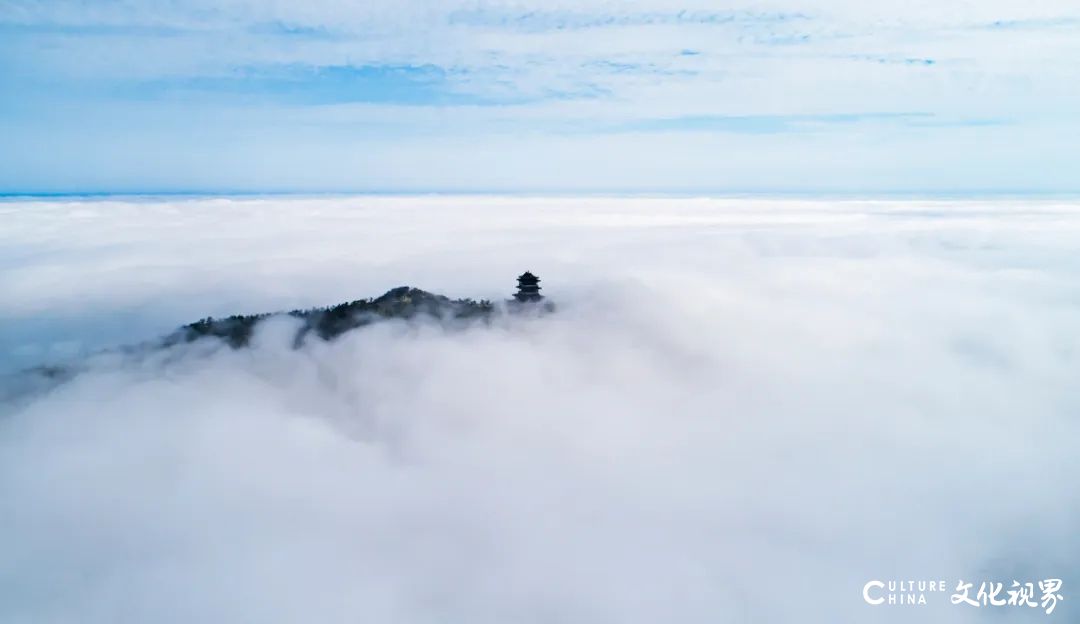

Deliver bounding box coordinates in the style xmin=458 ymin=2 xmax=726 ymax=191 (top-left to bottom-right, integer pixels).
xmin=172 ymin=286 xmax=496 ymax=348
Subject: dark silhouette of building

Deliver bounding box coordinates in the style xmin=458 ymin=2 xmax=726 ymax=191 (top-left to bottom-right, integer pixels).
xmin=514 ymin=271 xmax=543 ymax=302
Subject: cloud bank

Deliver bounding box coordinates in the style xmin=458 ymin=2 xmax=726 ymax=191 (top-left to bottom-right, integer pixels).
xmin=1 ymin=196 xmax=1079 ymax=622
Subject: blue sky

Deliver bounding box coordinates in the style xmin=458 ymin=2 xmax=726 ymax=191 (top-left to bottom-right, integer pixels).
xmin=2 ymin=0 xmax=1079 ymax=193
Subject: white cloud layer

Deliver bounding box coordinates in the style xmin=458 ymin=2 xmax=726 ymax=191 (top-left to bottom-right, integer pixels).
xmin=2 ymin=196 xmax=1079 ymax=622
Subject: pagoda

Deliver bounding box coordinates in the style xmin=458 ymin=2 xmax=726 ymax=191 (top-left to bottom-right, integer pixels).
xmin=513 ymin=271 xmax=543 ymax=302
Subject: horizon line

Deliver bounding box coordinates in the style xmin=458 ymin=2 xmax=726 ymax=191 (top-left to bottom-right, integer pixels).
xmin=5 ymin=189 xmax=1080 ymax=201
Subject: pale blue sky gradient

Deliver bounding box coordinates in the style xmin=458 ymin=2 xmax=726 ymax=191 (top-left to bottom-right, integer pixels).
xmin=2 ymin=1 xmax=1079 ymax=193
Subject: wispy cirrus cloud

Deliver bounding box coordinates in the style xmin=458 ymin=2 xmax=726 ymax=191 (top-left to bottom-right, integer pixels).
xmin=1 ymin=0 xmax=1079 ymax=191
xmin=611 ymin=112 xmax=936 ymax=134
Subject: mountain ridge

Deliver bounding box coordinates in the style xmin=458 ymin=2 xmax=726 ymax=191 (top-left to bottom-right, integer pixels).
xmin=170 ymin=286 xmax=499 ymax=348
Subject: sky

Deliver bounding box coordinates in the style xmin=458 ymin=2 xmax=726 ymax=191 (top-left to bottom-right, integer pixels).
xmin=2 ymin=196 xmax=1079 ymax=622
xmin=2 ymin=0 xmax=1079 ymax=193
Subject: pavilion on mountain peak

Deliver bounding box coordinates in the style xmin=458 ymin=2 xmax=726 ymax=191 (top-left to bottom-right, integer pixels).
xmin=513 ymin=271 xmax=543 ymax=302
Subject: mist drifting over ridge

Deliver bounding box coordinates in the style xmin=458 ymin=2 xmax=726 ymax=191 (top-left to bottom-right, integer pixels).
xmin=2 ymin=196 xmax=1079 ymax=622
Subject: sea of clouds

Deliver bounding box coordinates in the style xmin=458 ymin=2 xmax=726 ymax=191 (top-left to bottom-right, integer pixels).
xmin=1 ymin=196 xmax=1078 ymax=622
